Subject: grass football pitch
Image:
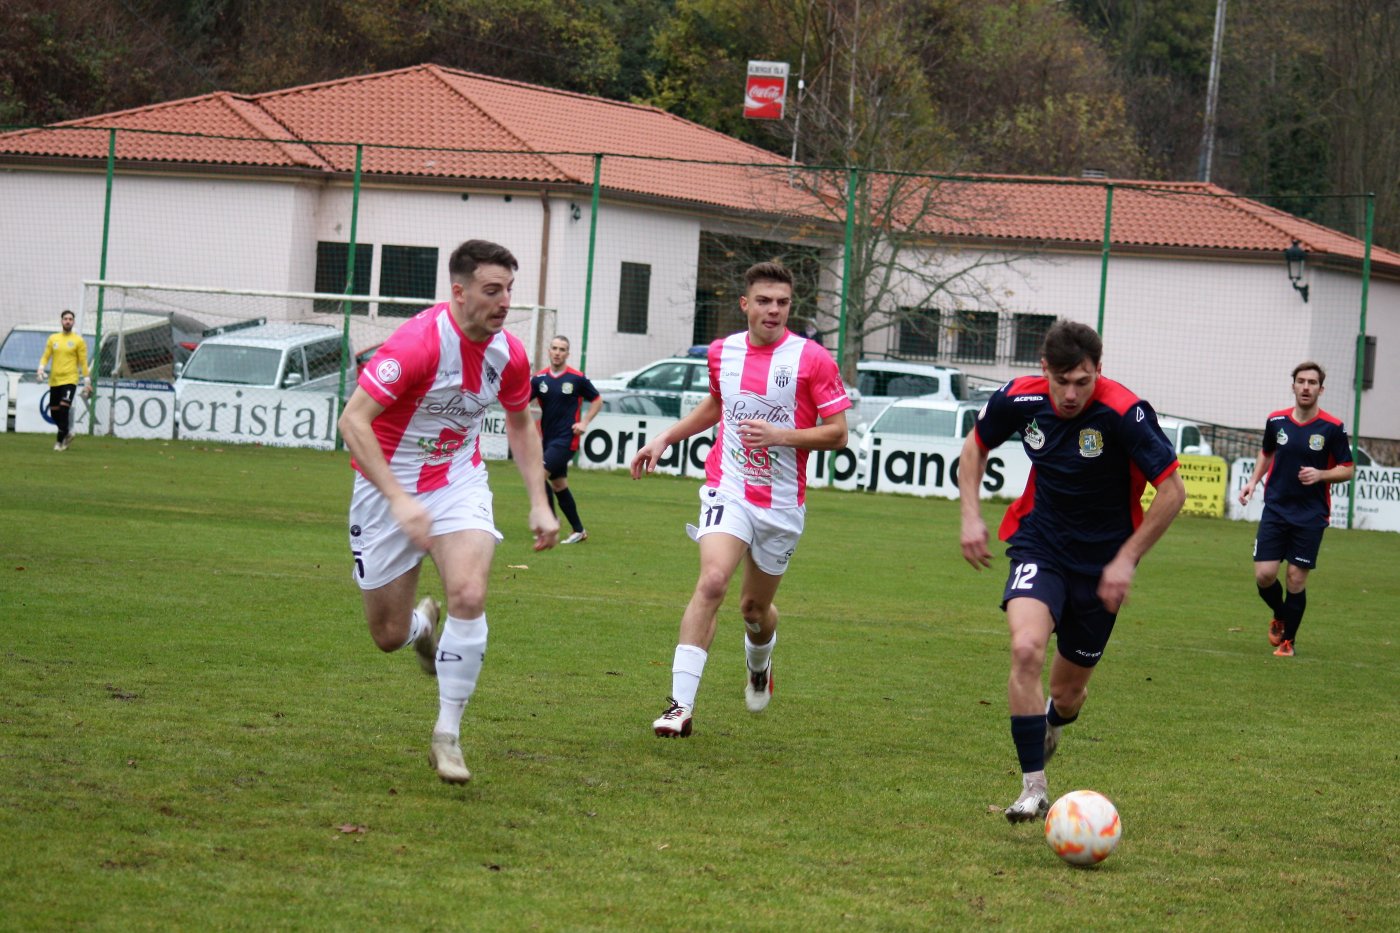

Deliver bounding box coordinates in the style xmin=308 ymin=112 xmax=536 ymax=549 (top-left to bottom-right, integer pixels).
xmin=1 ymin=434 xmax=1396 ymax=930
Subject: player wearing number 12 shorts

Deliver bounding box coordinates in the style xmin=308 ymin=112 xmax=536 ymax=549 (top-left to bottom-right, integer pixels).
xmin=958 ymin=321 xmax=1185 ymax=823
xmin=630 ymin=261 xmax=851 ymax=737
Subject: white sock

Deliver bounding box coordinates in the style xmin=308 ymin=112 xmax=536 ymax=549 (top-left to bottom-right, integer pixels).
xmin=399 ymin=607 xmax=431 ymax=651
xmin=744 ymin=631 xmax=776 ymax=673
xmin=434 ymin=614 xmax=487 ymax=737
xmin=671 ymin=644 xmax=708 ymax=709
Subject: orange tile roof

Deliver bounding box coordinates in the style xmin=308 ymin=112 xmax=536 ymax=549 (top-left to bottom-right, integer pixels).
xmin=2 ymin=63 xmax=1394 ymax=272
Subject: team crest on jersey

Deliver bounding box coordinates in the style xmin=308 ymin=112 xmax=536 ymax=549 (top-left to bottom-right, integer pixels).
xmin=562 ymin=382 xmax=574 ymax=394
xmin=1309 ymin=433 xmax=1324 ymax=450
xmin=485 ymin=363 xmax=499 ymax=385
xmin=1024 ymin=418 xmax=1046 ymax=450
xmin=376 ymin=359 xmax=402 ymax=384
xmin=773 ymin=365 xmax=793 ymax=388
xmin=537 ymin=381 xmax=549 ymax=394
xmin=1078 ymin=428 xmax=1104 ymax=458
xmin=1276 ymin=429 xmax=1289 ymax=446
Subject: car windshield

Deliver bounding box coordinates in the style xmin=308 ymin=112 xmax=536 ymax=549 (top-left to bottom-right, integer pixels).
xmin=0 ymin=331 xmax=92 ymax=371
xmin=181 ymin=345 xmax=282 ymax=385
xmin=872 ymin=406 xmax=958 ymax=437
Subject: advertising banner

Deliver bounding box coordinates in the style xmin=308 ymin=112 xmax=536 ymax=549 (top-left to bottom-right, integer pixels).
xmin=744 ymin=61 xmax=789 ymax=120
xmin=175 ymin=385 xmax=341 ymax=450
xmin=1141 ymin=454 xmax=1229 ymax=517
xmin=1229 ymin=458 xmax=1400 ymax=532
xmin=15 ymin=379 xmax=176 ymax=440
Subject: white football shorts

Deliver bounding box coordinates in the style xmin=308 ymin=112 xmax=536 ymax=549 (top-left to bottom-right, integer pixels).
xmin=690 ymin=484 xmax=805 ymax=576
xmin=348 ymin=473 xmax=502 ymax=590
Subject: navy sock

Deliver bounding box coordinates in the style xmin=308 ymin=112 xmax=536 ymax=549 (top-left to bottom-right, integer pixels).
xmin=1011 ymin=715 xmax=1047 ymax=774
xmin=1281 ymin=589 xmax=1307 ymax=641
xmin=1257 ymin=580 xmax=1284 ymax=614
xmin=555 ymin=487 xmax=583 ymax=534
xmin=1046 ymin=700 xmax=1078 ymax=728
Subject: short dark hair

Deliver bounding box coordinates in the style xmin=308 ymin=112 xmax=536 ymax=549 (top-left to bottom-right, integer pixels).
xmin=744 ymin=261 xmax=793 ymax=291
xmin=1292 ymin=361 xmax=1326 ymax=385
xmin=1041 ymin=320 xmax=1102 ymax=373
xmin=60 ymin=309 xmax=74 ymax=320
xmin=448 ymin=239 xmax=518 ymax=281
xmin=549 ymin=335 xmax=570 ymax=348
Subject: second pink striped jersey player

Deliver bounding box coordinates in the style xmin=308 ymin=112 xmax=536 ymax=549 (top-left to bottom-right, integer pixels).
xmin=355 ymin=302 xmax=531 ymax=494
xmin=705 ymin=330 xmax=852 ymax=509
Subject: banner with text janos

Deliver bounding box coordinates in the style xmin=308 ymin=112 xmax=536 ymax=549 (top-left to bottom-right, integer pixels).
xmin=15 ymin=379 xmax=175 ymax=439
xmin=744 ymin=61 xmax=789 ymax=120
xmin=1228 ymin=458 xmax=1400 ymax=532
xmin=175 ymin=385 xmax=341 ymax=450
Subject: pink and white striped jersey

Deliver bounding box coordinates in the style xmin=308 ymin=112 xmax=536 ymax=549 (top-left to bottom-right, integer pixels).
xmin=705 ymin=331 xmax=851 ymax=508
xmin=354 ymin=302 xmax=531 ymax=494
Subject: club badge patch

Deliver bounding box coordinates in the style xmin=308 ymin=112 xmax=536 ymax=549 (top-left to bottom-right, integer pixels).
xmin=1276 ymin=429 xmax=1289 ymax=446
xmin=1309 ymin=434 xmax=1324 ymax=450
xmin=563 ymin=382 xmax=574 ymax=394
xmin=1079 ymin=428 xmax=1104 ymax=458
xmin=1024 ymin=418 xmax=1046 ymax=450
xmin=774 ymin=365 xmax=793 ymax=388
xmin=376 ymin=358 xmax=402 ymax=384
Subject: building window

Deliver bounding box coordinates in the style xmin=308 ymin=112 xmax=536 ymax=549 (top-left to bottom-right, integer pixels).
xmin=954 ymin=310 xmax=999 ymax=364
xmin=1013 ymin=313 xmax=1056 ymax=364
xmin=898 ymin=307 xmax=941 ymax=359
xmin=314 ymin=242 xmax=373 ymax=314
xmin=618 ymin=262 xmax=651 ymax=335
xmin=378 ymin=245 xmax=439 ymax=317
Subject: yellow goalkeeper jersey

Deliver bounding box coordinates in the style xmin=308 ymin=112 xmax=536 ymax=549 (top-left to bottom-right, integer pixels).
xmin=40 ymin=331 xmax=90 ymax=386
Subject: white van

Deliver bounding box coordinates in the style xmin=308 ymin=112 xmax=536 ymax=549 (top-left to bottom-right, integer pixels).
xmin=175 ymin=323 xmax=348 ymax=395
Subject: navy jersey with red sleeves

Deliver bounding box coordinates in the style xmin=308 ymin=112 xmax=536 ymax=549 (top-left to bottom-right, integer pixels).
xmin=531 ymin=368 xmax=600 ymax=452
xmin=1259 ymin=408 xmax=1352 ymax=527
xmin=974 ymin=374 xmax=1180 ymax=574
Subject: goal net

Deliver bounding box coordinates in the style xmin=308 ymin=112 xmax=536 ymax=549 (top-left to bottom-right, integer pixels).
xmin=76 ymin=280 xmax=556 ymax=448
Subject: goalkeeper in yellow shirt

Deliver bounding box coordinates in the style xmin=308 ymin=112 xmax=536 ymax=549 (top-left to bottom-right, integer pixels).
xmin=36 ymin=309 xmax=91 ymax=451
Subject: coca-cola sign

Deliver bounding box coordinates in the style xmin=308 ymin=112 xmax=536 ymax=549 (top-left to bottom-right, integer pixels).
xmin=744 ymin=61 xmax=788 ymax=120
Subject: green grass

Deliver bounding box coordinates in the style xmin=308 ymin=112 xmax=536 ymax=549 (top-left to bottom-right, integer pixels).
xmin=2 ymin=433 xmax=1397 ymax=931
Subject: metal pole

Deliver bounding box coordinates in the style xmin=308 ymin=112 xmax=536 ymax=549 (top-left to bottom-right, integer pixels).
xmin=838 ymin=167 xmax=858 ymax=376
xmin=1097 ymin=183 xmax=1113 ymax=335
xmin=1197 ymin=0 xmax=1228 ymax=182
xmin=579 ymin=154 xmax=602 ymax=373
xmin=334 ymin=144 xmax=363 ymax=452
xmin=1347 ymin=193 xmax=1374 ymax=529
xmin=88 ymin=128 xmax=116 ymax=435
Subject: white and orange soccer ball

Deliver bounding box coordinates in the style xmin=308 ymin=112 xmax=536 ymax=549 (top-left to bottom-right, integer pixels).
xmin=1044 ymin=790 xmax=1122 ymax=866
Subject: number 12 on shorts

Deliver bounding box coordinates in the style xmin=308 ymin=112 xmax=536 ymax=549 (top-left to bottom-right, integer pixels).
xmin=1011 ymin=562 xmax=1038 ymax=590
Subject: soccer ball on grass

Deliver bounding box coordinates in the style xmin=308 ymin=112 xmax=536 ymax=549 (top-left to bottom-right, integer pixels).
xmin=1044 ymin=790 xmax=1121 ymax=866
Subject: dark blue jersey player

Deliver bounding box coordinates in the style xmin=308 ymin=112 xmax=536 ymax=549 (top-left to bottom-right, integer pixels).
xmin=1238 ymin=362 xmax=1354 ymax=658
xmin=530 ymin=335 xmax=602 ymax=544
xmin=959 ymin=321 xmax=1186 ymax=824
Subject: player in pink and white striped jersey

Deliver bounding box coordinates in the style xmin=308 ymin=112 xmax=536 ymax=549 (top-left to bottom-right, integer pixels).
xmin=338 ymin=240 xmax=558 ymax=783
xmin=630 ymin=261 xmax=851 ymax=737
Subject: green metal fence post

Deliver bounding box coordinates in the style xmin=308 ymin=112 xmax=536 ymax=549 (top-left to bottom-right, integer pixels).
xmin=579 ymin=154 xmax=602 ymax=373
xmin=838 ymin=166 xmax=858 ymax=376
xmin=90 ymin=128 xmax=116 ymax=435
xmin=334 ymin=144 xmax=363 ymax=452
xmin=1347 ymin=193 xmax=1374 ymax=529
xmin=1097 ymin=183 xmax=1114 ymax=336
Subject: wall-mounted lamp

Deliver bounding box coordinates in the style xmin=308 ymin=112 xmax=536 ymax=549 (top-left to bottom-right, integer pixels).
xmin=1284 ymin=238 xmax=1310 ymax=303
xmin=569 ymin=203 xmax=582 ymax=222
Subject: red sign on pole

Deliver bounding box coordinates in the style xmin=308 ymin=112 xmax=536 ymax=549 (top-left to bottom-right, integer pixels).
xmin=744 ymin=61 xmax=789 ymax=121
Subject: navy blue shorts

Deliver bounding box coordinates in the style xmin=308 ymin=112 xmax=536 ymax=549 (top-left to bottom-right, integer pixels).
xmin=1001 ymin=556 xmax=1117 ymax=668
xmin=1253 ymin=511 xmax=1326 ymax=570
xmin=542 ymin=441 xmax=575 ymax=479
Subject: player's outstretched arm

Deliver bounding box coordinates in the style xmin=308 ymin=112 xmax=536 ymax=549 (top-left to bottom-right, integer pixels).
xmin=504 ymin=406 xmax=559 ymax=551
xmin=630 ymin=395 xmax=722 ymax=478
xmin=338 ymin=388 xmax=432 ymax=549
xmin=958 ymin=431 xmax=994 ymax=569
